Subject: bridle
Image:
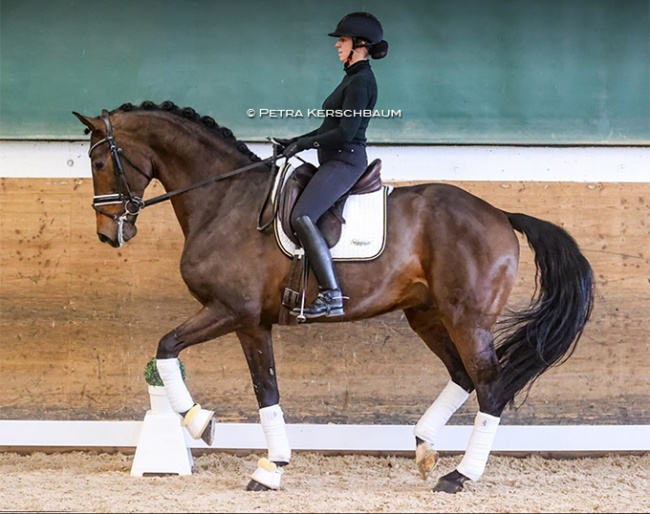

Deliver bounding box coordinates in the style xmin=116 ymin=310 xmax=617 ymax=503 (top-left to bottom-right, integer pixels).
xmin=88 ymin=110 xmax=282 ymax=245
xmin=88 ymin=110 xmax=152 ymax=246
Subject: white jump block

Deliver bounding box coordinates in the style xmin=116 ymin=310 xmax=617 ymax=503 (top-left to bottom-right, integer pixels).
xmin=130 ymin=386 xmax=194 ymax=477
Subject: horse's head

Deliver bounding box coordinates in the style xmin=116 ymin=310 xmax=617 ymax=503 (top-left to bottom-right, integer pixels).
xmin=73 ymin=110 xmax=154 ymax=247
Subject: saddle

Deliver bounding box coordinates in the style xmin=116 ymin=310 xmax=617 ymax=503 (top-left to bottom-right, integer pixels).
xmin=277 ymin=158 xmax=383 ymax=247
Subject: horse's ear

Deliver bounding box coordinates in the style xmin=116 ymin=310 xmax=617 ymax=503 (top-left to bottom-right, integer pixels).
xmin=72 ymin=112 xmax=101 ymax=134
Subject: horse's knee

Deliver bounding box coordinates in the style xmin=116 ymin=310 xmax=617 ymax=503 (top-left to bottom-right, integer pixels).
xmin=156 ymin=330 xmax=181 ymax=359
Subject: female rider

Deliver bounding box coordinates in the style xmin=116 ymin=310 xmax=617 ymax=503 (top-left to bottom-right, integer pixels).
xmin=276 ymin=12 xmax=389 ymax=319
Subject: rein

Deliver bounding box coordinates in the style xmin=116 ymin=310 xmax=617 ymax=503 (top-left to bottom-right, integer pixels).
xmin=89 ymin=110 xmax=283 ymax=239
xmin=143 ymin=153 xmax=281 ymax=208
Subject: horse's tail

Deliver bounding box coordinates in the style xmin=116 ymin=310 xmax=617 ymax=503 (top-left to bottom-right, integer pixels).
xmin=495 ymin=212 xmax=595 ymax=405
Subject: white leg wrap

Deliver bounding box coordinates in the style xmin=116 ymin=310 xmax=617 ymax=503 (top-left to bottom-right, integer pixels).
xmin=250 ymin=458 xmax=284 ymax=490
xmin=414 ymin=380 xmax=470 ymax=444
xmin=156 ymin=358 xmax=194 ymax=413
xmin=456 ymin=411 xmax=501 ymax=481
xmin=259 ymin=404 xmax=291 ymax=463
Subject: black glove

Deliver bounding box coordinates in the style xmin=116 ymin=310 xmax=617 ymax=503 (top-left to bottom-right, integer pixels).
xmin=273 ymin=137 xmax=294 ymax=149
xmin=282 ymin=141 xmax=302 ymax=158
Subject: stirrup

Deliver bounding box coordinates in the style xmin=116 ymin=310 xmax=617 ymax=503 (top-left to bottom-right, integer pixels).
xmin=290 ymin=289 xmax=346 ymax=319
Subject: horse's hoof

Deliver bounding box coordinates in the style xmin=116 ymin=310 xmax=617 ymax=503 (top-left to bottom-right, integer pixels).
xmin=432 ymin=470 xmax=469 ymax=494
xmin=181 ymin=405 xmax=215 ymax=442
xmin=246 ymin=478 xmax=272 ymax=492
xmin=248 ymin=457 xmax=283 ymax=490
xmin=415 ymin=441 xmax=439 ymax=480
xmin=200 ymin=417 xmax=216 ymax=446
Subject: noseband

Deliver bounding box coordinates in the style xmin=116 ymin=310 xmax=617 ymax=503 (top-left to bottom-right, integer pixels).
xmin=88 ymin=110 xmax=152 ymax=245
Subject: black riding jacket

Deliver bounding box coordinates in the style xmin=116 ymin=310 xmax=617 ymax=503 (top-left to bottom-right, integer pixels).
xmin=295 ymin=60 xmax=378 ymax=150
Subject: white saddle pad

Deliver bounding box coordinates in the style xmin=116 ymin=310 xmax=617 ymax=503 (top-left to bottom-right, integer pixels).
xmin=273 ymin=165 xmax=392 ymax=262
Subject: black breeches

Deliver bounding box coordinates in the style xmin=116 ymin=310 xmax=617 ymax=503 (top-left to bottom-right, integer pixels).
xmin=290 ymin=145 xmax=367 ymax=228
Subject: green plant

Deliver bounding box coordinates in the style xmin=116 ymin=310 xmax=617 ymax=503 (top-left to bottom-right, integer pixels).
xmin=143 ymin=357 xmax=186 ymax=387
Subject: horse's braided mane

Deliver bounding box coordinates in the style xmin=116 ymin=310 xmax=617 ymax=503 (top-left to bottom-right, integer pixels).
xmin=110 ymin=100 xmax=262 ymax=163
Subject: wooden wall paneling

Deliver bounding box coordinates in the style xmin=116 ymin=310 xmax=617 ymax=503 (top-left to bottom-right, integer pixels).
xmin=1 ymin=178 xmax=648 ymax=424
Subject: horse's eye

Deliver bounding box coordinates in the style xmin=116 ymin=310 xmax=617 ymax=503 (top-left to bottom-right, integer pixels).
xmin=93 ymin=161 xmax=105 ymax=171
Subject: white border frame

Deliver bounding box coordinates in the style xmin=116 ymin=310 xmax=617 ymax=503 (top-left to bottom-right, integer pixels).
xmin=1 ymin=141 xmax=648 ymax=182
xmin=0 ymin=421 xmax=647 ymax=452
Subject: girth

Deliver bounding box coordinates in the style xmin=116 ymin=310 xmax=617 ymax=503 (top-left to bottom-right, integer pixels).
xmin=277 ymin=158 xmax=383 ymax=247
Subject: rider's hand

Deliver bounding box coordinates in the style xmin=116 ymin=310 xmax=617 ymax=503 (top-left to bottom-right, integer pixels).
xmin=274 ymin=137 xmax=293 ymax=149
xmin=282 ymin=141 xmax=301 ymax=158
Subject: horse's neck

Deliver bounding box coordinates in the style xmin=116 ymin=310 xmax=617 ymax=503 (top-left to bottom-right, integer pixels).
xmin=152 ymin=140 xmax=266 ymax=236
xmin=152 ymin=135 xmax=238 ymax=189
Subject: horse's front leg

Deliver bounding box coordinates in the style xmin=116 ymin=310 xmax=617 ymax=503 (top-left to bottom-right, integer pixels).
xmin=155 ymin=305 xmax=242 ymax=446
xmin=236 ymin=325 xmax=291 ymax=492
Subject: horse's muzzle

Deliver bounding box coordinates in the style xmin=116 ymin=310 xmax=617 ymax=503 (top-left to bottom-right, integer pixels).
xmin=97 ymin=232 xmax=121 ymax=248
xmin=96 ymin=217 xmax=138 ymax=248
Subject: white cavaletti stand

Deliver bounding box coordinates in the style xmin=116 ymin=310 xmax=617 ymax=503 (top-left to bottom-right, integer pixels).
xmin=130 ymin=385 xmax=194 ymax=476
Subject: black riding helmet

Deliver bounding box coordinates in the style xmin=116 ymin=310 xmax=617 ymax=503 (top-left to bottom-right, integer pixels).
xmin=328 ymin=12 xmax=389 ymax=63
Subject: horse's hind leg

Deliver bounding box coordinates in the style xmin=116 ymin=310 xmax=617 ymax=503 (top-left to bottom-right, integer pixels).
xmin=433 ymin=324 xmax=505 ymax=494
xmin=236 ymin=325 xmax=291 ymax=492
xmin=404 ymin=308 xmax=474 ymax=480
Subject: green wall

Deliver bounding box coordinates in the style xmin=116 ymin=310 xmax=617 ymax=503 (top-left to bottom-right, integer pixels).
xmin=1 ymin=0 xmax=648 ymax=144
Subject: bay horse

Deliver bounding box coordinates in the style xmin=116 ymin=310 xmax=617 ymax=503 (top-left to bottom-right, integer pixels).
xmin=73 ymin=101 xmax=594 ymax=494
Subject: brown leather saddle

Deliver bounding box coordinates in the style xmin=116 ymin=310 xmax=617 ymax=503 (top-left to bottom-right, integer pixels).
xmin=277 ymin=158 xmax=383 ymax=248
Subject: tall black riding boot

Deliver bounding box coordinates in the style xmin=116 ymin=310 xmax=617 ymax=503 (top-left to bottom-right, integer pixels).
xmin=290 ymin=215 xmax=345 ymax=318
